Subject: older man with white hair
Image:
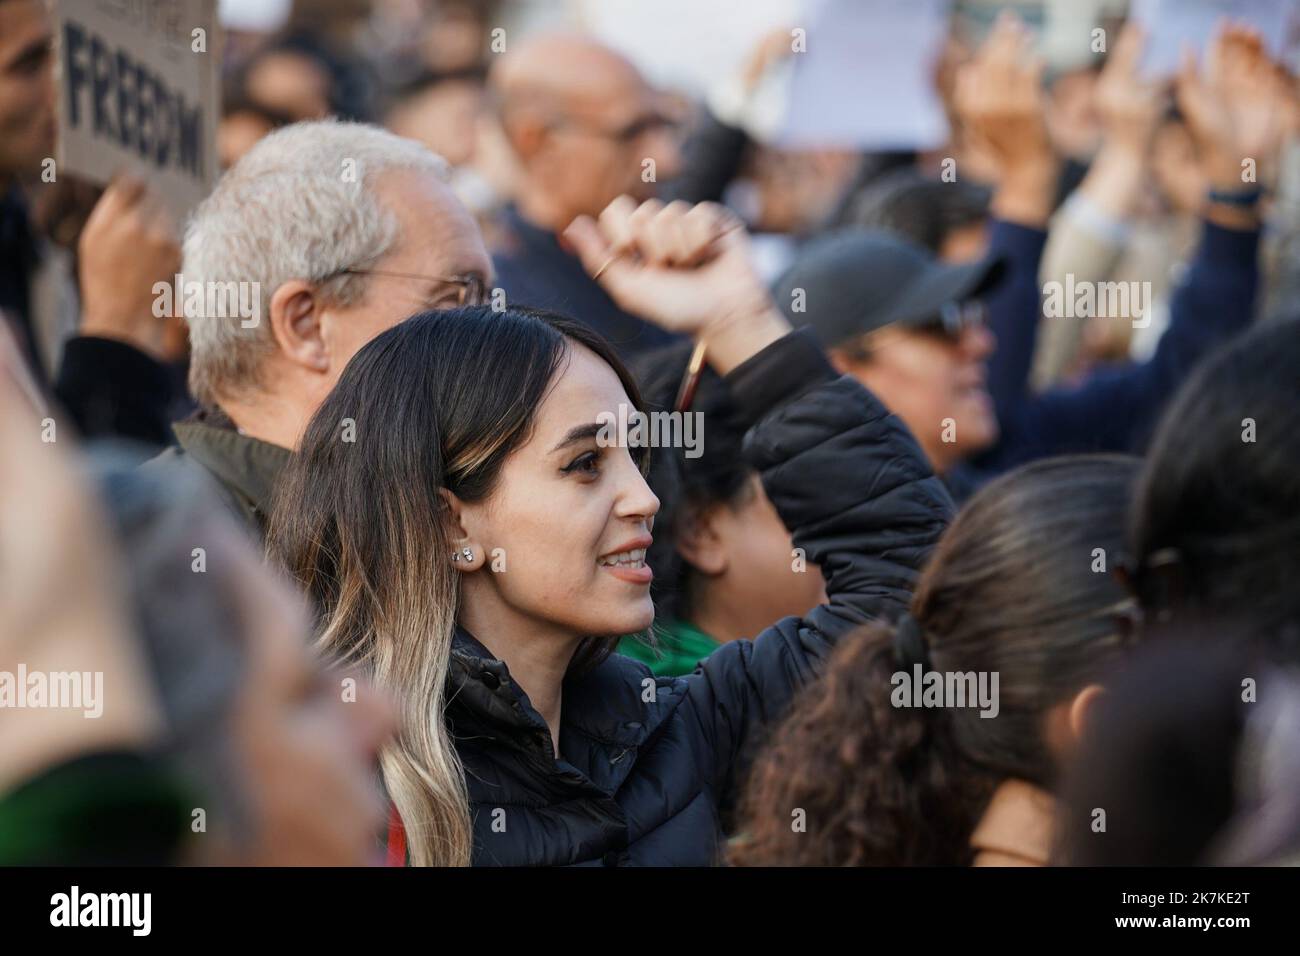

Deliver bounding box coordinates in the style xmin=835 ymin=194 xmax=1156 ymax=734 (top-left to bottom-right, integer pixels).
xmin=153 ymin=119 xmax=492 ymax=531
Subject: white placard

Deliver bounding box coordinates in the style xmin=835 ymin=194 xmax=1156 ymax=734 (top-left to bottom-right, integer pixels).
xmin=1130 ymin=0 xmax=1300 ymax=77
xmin=778 ymin=0 xmax=952 ymax=150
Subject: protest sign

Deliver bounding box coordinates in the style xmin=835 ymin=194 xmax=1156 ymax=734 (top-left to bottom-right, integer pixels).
xmin=53 ymin=0 xmax=221 ymax=222
xmin=777 ymin=0 xmax=952 ymax=150
xmin=578 ymin=0 xmax=797 ymax=95
xmin=1130 ymin=0 xmax=1300 ymax=76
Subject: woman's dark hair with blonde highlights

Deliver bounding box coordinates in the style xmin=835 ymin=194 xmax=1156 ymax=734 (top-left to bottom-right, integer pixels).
xmin=266 ymin=305 xmax=645 ymax=866
xmin=731 ymin=455 xmax=1140 ymax=866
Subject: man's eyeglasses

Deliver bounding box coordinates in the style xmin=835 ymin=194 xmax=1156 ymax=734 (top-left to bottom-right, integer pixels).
xmin=328 ymin=268 xmax=487 ymax=309
xmin=548 ymin=112 xmax=679 ymax=144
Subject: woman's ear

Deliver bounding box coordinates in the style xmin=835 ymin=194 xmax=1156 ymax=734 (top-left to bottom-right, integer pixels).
xmin=269 ymin=280 xmax=330 ymax=374
xmin=1066 ymin=684 xmax=1105 ymax=746
xmin=675 ymin=502 xmax=728 ymax=576
xmin=437 ymin=487 xmax=485 ymax=572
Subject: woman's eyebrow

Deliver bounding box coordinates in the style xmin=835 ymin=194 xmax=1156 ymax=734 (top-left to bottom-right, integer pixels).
xmin=549 ymin=422 xmax=604 ymax=453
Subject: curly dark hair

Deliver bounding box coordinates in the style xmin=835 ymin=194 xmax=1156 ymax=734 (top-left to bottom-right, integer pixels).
xmin=731 ymin=455 xmax=1140 ymax=866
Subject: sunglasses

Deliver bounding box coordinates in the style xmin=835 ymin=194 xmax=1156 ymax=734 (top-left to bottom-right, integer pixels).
xmin=915 ymin=299 xmax=988 ymax=339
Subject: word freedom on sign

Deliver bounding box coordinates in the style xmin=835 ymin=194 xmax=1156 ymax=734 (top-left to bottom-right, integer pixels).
xmin=61 ymin=22 xmax=207 ymax=178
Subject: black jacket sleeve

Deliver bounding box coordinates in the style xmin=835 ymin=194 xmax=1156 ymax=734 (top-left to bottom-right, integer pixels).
xmin=677 ymin=327 xmax=953 ymax=806
xmin=53 ymin=336 xmax=175 ymax=450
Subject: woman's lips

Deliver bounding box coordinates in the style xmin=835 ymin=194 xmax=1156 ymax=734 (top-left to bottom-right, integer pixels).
xmin=600 ymin=563 xmax=654 ymax=585
xmin=598 ymin=540 xmax=653 ymax=585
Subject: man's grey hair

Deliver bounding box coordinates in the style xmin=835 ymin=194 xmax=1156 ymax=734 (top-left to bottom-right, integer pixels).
xmin=181 ymin=120 xmax=451 ymax=408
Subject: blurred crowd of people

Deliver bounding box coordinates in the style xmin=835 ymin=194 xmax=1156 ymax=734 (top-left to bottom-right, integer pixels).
xmin=2 ymin=0 xmax=1298 ymax=867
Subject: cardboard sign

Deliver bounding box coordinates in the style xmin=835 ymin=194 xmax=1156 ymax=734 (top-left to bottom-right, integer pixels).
xmin=1130 ymin=0 xmax=1300 ymax=77
xmin=53 ymin=0 xmax=221 ymax=222
xmin=778 ymin=0 xmax=952 ymax=150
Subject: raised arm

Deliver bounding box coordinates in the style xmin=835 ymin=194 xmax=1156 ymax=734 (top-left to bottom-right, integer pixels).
xmin=1032 ymin=22 xmax=1168 ymax=389
xmin=53 ymin=176 xmax=182 ymax=451
xmin=952 ymin=14 xmax=1057 ymax=426
xmin=565 ymin=196 xmax=954 ymax=809
xmin=983 ymin=26 xmax=1278 ymax=469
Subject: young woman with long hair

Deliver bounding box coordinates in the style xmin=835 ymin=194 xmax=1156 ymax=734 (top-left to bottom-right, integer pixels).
xmin=732 ymin=455 xmax=1141 ymax=866
xmin=266 ymin=198 xmax=953 ymax=865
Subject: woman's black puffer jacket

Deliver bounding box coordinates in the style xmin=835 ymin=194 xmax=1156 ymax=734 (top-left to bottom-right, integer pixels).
xmin=445 ymin=328 xmax=954 ymax=865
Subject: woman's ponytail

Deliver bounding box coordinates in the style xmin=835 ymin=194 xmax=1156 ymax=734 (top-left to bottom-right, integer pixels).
xmin=731 ymin=616 xmax=990 ymax=866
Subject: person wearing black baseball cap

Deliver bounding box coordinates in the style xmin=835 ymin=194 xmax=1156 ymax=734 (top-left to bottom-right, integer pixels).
xmin=775 ymin=203 xmax=1259 ymax=505
xmin=774 ymin=229 xmax=1006 ymax=480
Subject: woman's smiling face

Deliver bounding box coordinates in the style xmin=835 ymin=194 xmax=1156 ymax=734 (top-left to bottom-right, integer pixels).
xmin=454 ymin=343 xmax=661 ymax=642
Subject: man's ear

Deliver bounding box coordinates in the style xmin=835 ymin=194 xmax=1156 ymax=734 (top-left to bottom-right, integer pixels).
xmin=1066 ymin=684 xmax=1105 ymax=745
xmin=830 ymin=346 xmax=885 ymax=395
xmin=827 ymin=346 xmax=855 ymax=376
xmin=269 ymin=280 xmax=330 ymax=374
xmin=675 ymin=502 xmax=728 ymax=576
xmin=437 ymin=487 xmax=485 ymax=572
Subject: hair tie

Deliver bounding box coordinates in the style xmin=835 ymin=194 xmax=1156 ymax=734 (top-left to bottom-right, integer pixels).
xmin=892 ymin=613 xmax=932 ymax=670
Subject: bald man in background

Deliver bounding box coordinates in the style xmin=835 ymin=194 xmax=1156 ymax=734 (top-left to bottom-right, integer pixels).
xmin=488 ymin=33 xmax=684 ymax=356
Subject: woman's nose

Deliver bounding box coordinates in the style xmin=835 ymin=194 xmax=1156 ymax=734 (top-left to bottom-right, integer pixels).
xmin=618 ymin=458 xmax=661 ymax=521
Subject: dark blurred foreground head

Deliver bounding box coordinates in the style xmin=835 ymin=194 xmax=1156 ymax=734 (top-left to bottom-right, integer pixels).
xmin=98 ymin=456 xmax=395 ymax=865
xmin=1128 ymin=319 xmax=1300 ymax=661
xmin=1055 ymin=630 xmax=1300 ymax=866
xmin=734 ymin=455 xmax=1139 ymax=866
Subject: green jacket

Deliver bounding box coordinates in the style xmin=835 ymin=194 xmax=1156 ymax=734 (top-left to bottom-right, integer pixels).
xmin=145 ymin=408 xmax=292 ymax=538
xmin=0 ymin=751 xmax=193 ymax=865
xmin=618 ymin=619 xmax=721 ymax=677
